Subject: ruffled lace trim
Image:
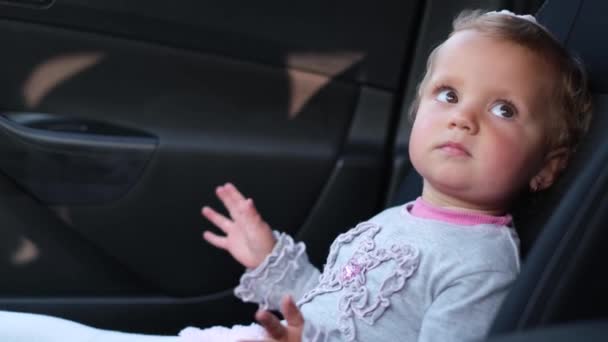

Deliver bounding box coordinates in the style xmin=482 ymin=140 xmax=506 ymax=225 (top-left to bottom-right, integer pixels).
xmin=235 ymin=231 xmax=307 ymax=310
xmin=298 ymin=221 xmax=420 ymax=341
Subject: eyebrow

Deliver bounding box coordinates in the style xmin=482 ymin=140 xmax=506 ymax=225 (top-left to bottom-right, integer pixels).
xmin=425 ymin=74 xmax=462 ymax=90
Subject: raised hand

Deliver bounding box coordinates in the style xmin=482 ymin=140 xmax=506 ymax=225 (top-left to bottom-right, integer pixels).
xmin=202 ymin=183 xmax=276 ymax=269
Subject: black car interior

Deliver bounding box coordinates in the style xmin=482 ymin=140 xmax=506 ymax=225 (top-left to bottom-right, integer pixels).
xmin=0 ymin=0 xmax=607 ymax=340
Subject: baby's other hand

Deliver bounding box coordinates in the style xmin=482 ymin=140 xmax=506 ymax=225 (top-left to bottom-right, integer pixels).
xmin=202 ymin=182 xmax=276 ymax=269
xmin=240 ymin=295 xmax=304 ymax=342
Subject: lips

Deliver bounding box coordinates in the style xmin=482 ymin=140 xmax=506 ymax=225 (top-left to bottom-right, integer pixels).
xmin=437 ymin=141 xmax=471 ymax=157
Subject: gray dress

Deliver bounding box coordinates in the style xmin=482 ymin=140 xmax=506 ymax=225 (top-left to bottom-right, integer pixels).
xmin=235 ymin=203 xmax=520 ymax=342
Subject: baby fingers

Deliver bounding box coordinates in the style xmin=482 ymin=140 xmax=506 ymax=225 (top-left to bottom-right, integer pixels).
xmin=281 ymin=296 xmax=304 ymax=328
xmin=224 ymin=182 xmax=247 ymax=202
xmin=202 ymin=230 xmax=229 ymax=250
xmin=255 ymin=310 xmax=286 ymax=340
xmin=201 ymin=206 xmax=233 ymax=234
xmin=240 ymin=198 xmax=262 ymax=222
xmin=216 ymin=183 xmax=249 ymax=220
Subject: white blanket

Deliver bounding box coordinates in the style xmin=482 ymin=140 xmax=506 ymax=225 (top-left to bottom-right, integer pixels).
xmin=0 ymin=311 xmax=178 ymax=342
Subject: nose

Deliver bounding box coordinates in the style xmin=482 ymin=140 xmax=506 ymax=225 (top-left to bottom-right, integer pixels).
xmin=449 ymin=107 xmax=479 ymax=134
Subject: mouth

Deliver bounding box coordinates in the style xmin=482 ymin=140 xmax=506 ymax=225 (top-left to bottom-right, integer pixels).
xmin=437 ymin=141 xmax=471 ymax=157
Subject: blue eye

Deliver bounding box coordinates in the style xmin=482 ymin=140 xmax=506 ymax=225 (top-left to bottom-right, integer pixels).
xmin=490 ymin=102 xmax=516 ymax=119
xmin=436 ymin=89 xmax=458 ymax=103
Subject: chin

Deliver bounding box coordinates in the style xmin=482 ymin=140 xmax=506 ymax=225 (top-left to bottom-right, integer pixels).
xmin=427 ymin=179 xmax=506 ymax=205
xmin=426 ymin=175 xmax=473 ymax=192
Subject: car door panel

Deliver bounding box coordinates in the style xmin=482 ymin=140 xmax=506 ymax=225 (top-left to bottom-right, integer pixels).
xmin=0 ymin=16 xmax=359 ymax=296
xmin=0 ymin=0 xmax=421 ymax=331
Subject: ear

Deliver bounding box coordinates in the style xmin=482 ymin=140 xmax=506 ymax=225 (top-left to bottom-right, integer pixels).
xmin=529 ymin=147 xmax=570 ymax=191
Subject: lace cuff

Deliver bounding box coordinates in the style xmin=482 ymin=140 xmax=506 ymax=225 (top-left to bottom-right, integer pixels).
xmin=234 ymin=231 xmax=319 ymax=311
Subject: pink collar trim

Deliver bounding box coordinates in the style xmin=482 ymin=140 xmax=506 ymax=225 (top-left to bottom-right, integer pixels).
xmin=410 ymin=197 xmax=512 ymax=226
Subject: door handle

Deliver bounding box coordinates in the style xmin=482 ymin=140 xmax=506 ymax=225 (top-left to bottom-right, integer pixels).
xmin=0 ymin=112 xmax=156 ymax=151
xmin=0 ymin=112 xmax=158 ymax=204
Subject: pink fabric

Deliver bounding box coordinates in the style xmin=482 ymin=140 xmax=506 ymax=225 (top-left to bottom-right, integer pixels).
xmin=410 ymin=197 xmax=512 ymax=226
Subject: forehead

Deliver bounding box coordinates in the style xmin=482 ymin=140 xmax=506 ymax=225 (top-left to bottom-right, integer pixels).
xmin=429 ymin=30 xmax=556 ymax=102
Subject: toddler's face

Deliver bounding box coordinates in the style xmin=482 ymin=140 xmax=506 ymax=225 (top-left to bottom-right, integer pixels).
xmin=409 ymin=29 xmax=557 ymax=213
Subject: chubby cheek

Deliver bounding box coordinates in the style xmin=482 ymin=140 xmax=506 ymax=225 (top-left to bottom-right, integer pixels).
xmin=408 ymin=114 xmax=435 ymax=172
xmin=480 ymin=128 xmax=544 ymax=192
